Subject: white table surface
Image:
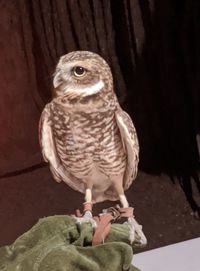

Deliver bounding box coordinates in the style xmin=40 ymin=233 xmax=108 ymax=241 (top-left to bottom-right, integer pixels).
xmin=133 ymin=237 xmax=200 ymax=271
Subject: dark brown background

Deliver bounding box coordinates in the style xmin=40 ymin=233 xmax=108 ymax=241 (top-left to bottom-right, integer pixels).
xmin=0 ymin=0 xmax=199 ymax=249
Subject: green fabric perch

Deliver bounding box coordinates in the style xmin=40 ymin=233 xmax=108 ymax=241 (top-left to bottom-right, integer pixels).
xmin=0 ymin=215 xmax=140 ymax=271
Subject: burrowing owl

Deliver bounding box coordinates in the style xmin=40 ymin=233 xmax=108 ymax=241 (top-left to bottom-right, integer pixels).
xmin=39 ymin=51 xmax=146 ymax=245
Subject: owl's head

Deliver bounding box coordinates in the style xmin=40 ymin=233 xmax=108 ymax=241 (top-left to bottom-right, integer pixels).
xmin=53 ymin=51 xmax=113 ymax=99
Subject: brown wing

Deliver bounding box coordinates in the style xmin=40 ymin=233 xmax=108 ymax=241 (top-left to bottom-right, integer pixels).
xmin=39 ymin=103 xmax=85 ymax=193
xmin=115 ymin=107 xmax=139 ymax=190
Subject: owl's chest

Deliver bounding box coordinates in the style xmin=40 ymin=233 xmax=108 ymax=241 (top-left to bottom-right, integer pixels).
xmin=51 ymin=108 xmax=126 ymax=177
xmin=52 ymin=110 xmax=119 ymax=155
xmin=71 ymin=112 xmax=117 ymax=150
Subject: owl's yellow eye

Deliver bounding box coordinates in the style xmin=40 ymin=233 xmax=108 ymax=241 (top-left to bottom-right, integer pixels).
xmin=72 ymin=66 xmax=86 ymax=77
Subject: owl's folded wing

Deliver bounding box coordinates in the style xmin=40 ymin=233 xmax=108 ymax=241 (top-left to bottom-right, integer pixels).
xmin=39 ymin=104 xmax=85 ymax=193
xmin=115 ymin=107 xmax=139 ymax=190
xmin=39 ymin=104 xmax=64 ymax=183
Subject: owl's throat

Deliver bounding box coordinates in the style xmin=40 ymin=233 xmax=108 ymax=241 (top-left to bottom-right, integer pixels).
xmin=62 ymin=80 xmax=104 ymax=97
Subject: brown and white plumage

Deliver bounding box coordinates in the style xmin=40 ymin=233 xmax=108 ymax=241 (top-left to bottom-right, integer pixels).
xmin=39 ymin=51 xmax=146 ymax=245
xmin=39 ymin=51 xmax=139 ymax=204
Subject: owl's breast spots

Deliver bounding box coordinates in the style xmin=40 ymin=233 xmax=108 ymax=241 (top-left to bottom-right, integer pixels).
xmin=51 ymin=106 xmax=126 ymax=177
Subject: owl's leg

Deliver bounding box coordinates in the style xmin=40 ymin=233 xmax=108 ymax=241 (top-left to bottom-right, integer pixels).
xmin=74 ymin=183 xmax=97 ymax=229
xmin=110 ymin=174 xmax=129 ymax=207
xmin=85 ymin=188 xmax=92 ymax=202
xmin=83 ymin=188 xmax=93 ymax=218
xmin=111 ymin=175 xmax=147 ymax=246
xmin=84 ymin=178 xmax=93 ymax=214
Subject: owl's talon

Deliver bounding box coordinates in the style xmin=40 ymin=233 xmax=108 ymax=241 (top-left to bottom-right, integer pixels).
xmin=84 ymin=210 xmax=93 ymax=219
xmin=125 ymin=217 xmax=147 ymax=247
xmin=75 ymin=210 xmax=97 ymax=229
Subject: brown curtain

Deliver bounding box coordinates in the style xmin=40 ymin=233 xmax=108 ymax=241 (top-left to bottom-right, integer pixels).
xmin=0 ymin=1 xmax=199 ymax=216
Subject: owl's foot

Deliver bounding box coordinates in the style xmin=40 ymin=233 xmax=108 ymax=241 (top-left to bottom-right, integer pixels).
xmin=99 ymin=206 xmax=147 ymax=247
xmin=74 ymin=202 xmax=97 ymax=229
xmin=75 ymin=210 xmax=97 ymax=229
xmin=125 ymin=216 xmax=147 ymax=247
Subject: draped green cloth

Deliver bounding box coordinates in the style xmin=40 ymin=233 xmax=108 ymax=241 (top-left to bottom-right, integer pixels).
xmin=0 ymin=215 xmax=140 ymax=271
